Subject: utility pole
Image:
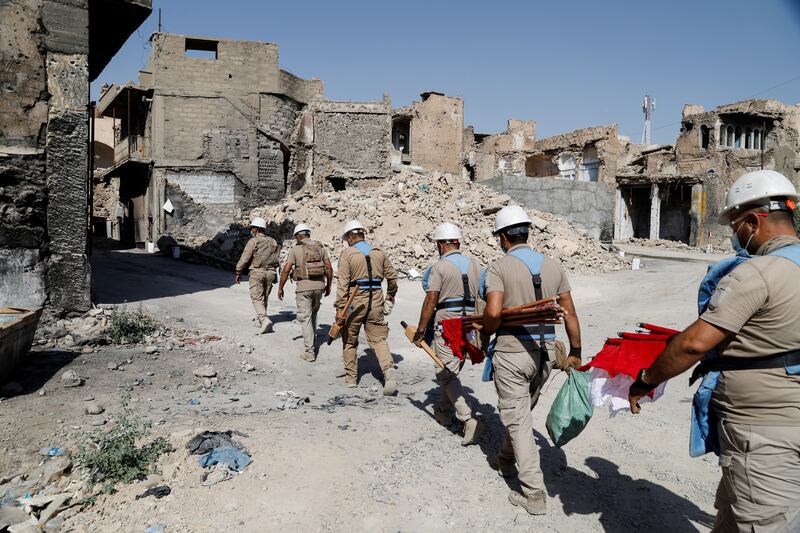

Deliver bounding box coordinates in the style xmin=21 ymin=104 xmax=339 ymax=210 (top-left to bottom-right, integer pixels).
xmin=642 ymin=95 xmax=656 ymax=145
xmin=158 ymin=8 xmax=162 ymax=32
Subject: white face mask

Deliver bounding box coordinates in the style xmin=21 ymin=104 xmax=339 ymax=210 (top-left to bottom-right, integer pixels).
xmin=730 ymin=216 xmax=756 ymax=255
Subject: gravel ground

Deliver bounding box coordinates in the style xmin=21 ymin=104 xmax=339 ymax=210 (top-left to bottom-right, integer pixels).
xmin=0 ymin=247 xmax=721 ymax=532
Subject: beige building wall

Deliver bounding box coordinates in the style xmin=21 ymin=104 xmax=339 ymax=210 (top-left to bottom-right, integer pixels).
xmin=409 ymin=93 xmax=464 ymax=174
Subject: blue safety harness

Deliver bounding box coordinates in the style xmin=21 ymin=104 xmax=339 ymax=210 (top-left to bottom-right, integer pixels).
xmin=350 ymin=241 xmax=383 ymax=316
xmin=433 ymin=253 xmax=476 ymax=315
xmin=689 ymin=243 xmax=800 ymax=457
xmin=482 ymin=247 xmax=556 ymax=382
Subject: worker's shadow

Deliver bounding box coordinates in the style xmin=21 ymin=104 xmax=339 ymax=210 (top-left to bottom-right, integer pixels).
xmin=535 ymin=431 xmax=714 ymax=532
xmin=357 ymin=349 xmax=404 ymax=383
xmin=406 ymin=381 xmax=514 ymax=486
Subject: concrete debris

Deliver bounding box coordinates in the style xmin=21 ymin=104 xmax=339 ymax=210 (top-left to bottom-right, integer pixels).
xmin=84 ymin=402 xmax=104 ymax=415
xmin=275 ymin=390 xmax=310 ymax=410
xmin=59 ymin=370 xmax=84 ymax=388
xmin=241 ymin=168 xmax=626 ymax=274
xmin=193 ymin=365 xmax=217 ymax=378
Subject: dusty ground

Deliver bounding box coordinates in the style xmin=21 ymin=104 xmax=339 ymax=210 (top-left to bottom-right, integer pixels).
xmin=0 ymin=246 xmax=727 ymax=532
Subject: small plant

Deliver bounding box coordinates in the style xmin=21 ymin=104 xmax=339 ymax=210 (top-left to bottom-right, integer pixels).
xmin=78 ymin=394 xmax=170 ymax=492
xmin=109 ymin=305 xmax=159 ymax=344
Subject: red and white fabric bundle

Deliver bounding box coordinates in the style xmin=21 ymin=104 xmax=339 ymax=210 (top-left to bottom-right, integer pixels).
xmin=578 ymin=323 xmax=679 ymax=413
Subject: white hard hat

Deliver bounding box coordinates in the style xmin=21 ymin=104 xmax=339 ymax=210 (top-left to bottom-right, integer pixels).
xmin=718 ymin=170 xmax=800 ymax=224
xmin=432 ymin=222 xmax=462 ymax=241
xmin=494 ymin=205 xmax=531 ymax=234
xmin=341 ymin=219 xmax=366 ymax=238
xmin=250 ymin=217 xmax=267 ymax=230
xmin=293 ymin=223 xmax=311 ymax=236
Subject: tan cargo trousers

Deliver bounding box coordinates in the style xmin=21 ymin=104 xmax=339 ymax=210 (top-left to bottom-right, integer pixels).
xmin=341 ymin=298 xmax=394 ymax=384
xmin=493 ymin=342 xmax=553 ymax=497
xmin=433 ymin=331 xmax=472 ymax=422
xmin=248 ymin=269 xmax=274 ymax=325
xmin=296 ymin=289 xmax=323 ymax=352
xmin=713 ymin=421 xmax=800 ymax=532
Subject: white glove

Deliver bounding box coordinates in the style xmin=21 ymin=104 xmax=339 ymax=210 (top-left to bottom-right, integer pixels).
xmin=383 ymin=300 xmax=394 ymax=316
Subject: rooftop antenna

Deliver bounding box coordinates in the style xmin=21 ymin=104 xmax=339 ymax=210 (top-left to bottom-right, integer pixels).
xmin=642 ymin=94 xmax=655 ymax=144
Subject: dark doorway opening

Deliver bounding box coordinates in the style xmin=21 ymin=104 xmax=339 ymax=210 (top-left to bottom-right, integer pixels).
xmin=621 ymin=186 xmax=651 ymax=239
xmin=659 ymin=184 xmax=693 ymax=243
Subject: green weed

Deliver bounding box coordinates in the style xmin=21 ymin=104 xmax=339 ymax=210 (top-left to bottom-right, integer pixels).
xmin=109 ymin=306 xmax=159 ymax=344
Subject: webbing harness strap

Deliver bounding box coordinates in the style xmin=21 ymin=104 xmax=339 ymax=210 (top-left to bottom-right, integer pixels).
xmin=438 ymin=253 xmax=474 ymax=316
xmin=690 ymin=349 xmax=800 ymax=385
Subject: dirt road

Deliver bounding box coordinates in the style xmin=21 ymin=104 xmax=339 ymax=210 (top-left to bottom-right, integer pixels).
xmin=1 ymin=247 xmax=722 ymax=532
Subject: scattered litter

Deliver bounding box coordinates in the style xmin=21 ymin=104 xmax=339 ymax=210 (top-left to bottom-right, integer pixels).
xmin=38 ymin=447 xmax=65 ymax=457
xmin=275 ymin=390 xmax=309 ymax=410
xmin=136 ymin=485 xmax=172 ymax=500
xmin=145 ymin=524 xmax=167 ymax=533
xmin=186 ymin=430 xmax=246 ymax=456
xmin=187 ymin=398 xmax=200 ymax=405
xmin=201 ymin=463 xmax=234 ymax=486
xmin=198 ymin=446 xmax=252 ymax=471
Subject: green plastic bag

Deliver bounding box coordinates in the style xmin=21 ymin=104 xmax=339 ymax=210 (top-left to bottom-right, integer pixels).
xmin=546 ymin=370 xmax=593 ymax=447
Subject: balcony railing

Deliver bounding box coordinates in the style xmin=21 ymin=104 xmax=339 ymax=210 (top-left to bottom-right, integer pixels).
xmin=113 ymin=135 xmax=149 ymax=164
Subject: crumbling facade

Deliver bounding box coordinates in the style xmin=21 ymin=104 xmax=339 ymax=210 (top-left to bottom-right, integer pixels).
xmin=392 ymin=92 xmax=466 ymax=175
xmin=615 ymin=99 xmax=800 ymax=246
xmin=306 ymin=98 xmax=393 ymax=189
xmin=96 ymin=33 xmax=323 ymax=245
xmin=0 ymin=0 xmax=152 ymax=313
xmin=473 ymin=123 xmax=628 ymax=185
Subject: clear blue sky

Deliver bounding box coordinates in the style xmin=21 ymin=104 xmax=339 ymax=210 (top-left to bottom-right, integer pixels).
xmin=94 ymin=0 xmax=800 ymax=145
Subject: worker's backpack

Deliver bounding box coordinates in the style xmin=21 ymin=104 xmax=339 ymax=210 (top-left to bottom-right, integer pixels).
xmin=254 ymin=236 xmax=279 ymax=270
xmin=296 ymin=240 xmax=325 ymax=281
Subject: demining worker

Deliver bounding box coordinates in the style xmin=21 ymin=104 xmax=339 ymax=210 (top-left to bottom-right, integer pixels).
xmin=629 ymin=170 xmax=800 ymax=532
xmin=413 ymin=222 xmax=484 ymax=446
xmin=235 ymin=217 xmax=280 ymax=334
xmin=335 ymin=220 xmax=399 ymax=395
xmin=481 ymin=205 xmax=583 ymax=515
xmin=277 ymin=223 xmax=333 ymax=362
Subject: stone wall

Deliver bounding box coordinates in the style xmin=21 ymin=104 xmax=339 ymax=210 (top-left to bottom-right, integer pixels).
xmin=409 ymin=93 xmax=464 ymax=175
xmin=0 ymin=0 xmax=150 ymax=314
xmin=310 ymin=100 xmax=392 ymax=184
xmin=482 ymin=175 xmax=615 ymax=241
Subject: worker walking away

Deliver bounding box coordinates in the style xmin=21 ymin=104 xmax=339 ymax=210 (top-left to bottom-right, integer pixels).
xmin=482 ymin=205 xmax=582 ymax=515
xmin=413 ymin=222 xmax=484 ymax=445
xmin=629 ymin=170 xmax=800 ymax=533
xmin=235 ymin=217 xmax=279 ymax=334
xmin=277 ymin=223 xmax=333 ymax=362
xmin=335 ymin=220 xmax=399 ymax=395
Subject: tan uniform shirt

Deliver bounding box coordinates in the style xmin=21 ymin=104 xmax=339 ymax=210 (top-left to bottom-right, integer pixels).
xmin=485 ymin=244 xmax=571 ymax=353
xmin=286 ymin=240 xmax=330 ymax=293
xmin=236 ymin=233 xmax=278 ymax=274
xmin=335 ymin=243 xmax=398 ymax=311
xmin=702 ymin=235 xmax=800 ymax=426
xmin=426 ymin=250 xmax=482 ymax=324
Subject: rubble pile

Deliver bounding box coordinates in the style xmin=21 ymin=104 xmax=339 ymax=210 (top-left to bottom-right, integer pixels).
xmin=244 ymin=169 xmax=627 ymax=274
xmin=625 ymin=237 xmax=731 ymax=254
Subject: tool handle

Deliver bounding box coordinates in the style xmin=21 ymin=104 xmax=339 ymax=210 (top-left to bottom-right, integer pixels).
xmin=401 ymin=321 xmax=445 ymax=370
xmin=326 ymin=289 xmax=359 ymax=344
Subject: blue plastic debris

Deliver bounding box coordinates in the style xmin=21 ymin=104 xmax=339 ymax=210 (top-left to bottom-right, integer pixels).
xmin=197 ymin=446 xmax=252 ymax=471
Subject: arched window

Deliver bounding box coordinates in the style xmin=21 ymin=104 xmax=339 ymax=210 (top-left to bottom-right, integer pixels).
xmin=753 ymin=129 xmax=761 ymax=150
xmin=734 ymin=126 xmax=742 ymax=149
xmin=745 ymin=129 xmax=752 ymax=149
xmin=719 ymin=124 xmax=727 ymax=147
xmin=727 ymin=126 xmax=735 ymax=147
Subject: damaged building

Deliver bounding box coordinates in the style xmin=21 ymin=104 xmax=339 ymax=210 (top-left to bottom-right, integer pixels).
xmin=94 ymin=32 xmax=323 ymax=245
xmin=0 ymin=0 xmax=152 ymax=313
xmin=472 ymin=123 xmax=630 ymax=241
xmin=392 ymin=92 xmax=466 ymax=176
xmin=615 ymin=99 xmax=800 ymax=246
